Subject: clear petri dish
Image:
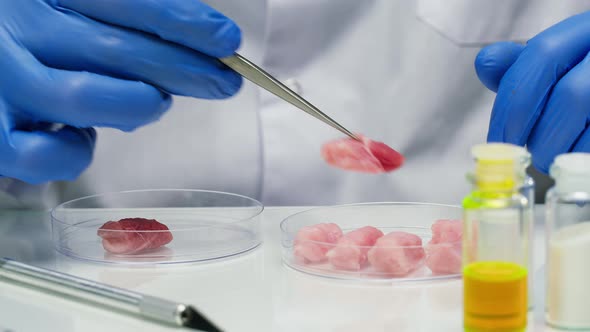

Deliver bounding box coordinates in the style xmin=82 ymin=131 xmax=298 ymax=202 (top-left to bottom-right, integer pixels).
xmin=51 ymin=189 xmax=263 ymax=265
xmin=280 ymin=202 xmax=462 ymax=282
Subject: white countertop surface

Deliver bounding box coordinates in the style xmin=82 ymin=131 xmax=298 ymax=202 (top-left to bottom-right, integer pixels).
xmin=0 ymin=206 xmax=557 ymax=332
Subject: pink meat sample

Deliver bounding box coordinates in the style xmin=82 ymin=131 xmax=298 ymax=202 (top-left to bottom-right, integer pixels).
xmin=321 ymin=135 xmax=404 ymax=173
xmin=367 ymin=232 xmax=425 ymax=276
xmin=425 ymin=219 xmax=462 ymax=274
xmin=97 ymin=218 xmax=173 ymax=254
xmin=316 ymin=223 xmax=344 ymax=243
xmin=326 ymin=226 xmax=384 ymax=271
xmin=294 ymin=223 xmax=343 ymax=263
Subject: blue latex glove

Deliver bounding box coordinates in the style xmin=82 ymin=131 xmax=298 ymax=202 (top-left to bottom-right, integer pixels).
xmin=475 ymin=11 xmax=590 ymax=173
xmin=0 ymin=0 xmax=242 ymax=184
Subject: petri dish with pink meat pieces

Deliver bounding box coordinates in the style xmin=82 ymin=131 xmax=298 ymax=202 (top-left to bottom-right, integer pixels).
xmin=51 ymin=189 xmax=263 ymax=265
xmin=281 ymin=203 xmax=462 ymax=281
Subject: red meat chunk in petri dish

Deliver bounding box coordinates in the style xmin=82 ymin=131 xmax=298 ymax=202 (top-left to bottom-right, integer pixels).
xmin=321 ymin=135 xmax=404 ymax=173
xmin=97 ymin=218 xmax=173 ymax=254
xmin=326 ymin=226 xmax=384 ymax=271
xmin=425 ymin=219 xmax=462 ymax=274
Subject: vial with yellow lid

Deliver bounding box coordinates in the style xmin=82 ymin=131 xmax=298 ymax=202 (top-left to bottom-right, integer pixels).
xmin=462 ymin=143 xmax=533 ymax=332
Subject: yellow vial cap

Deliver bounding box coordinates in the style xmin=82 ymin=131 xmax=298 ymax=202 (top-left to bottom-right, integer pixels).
xmin=471 ymin=144 xmax=530 ymax=192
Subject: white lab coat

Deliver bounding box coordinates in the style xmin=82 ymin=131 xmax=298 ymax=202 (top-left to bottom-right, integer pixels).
xmin=2 ymin=0 xmax=590 ymax=208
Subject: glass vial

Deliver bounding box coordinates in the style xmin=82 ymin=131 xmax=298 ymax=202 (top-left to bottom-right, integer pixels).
xmin=521 ymin=171 xmax=536 ymax=311
xmin=463 ymin=143 xmax=532 ymax=332
xmin=545 ymin=153 xmax=590 ymax=329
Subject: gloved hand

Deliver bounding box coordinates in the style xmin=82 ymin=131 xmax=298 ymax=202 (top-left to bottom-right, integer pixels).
xmin=475 ymin=11 xmax=590 ymax=173
xmin=0 ymin=0 xmax=242 ymax=184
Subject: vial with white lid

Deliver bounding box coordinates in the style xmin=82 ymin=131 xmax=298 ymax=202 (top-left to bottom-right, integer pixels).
xmin=546 ymin=153 xmax=590 ymax=329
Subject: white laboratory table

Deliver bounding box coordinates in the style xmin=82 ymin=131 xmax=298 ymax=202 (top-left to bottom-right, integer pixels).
xmin=0 ymin=206 xmax=557 ymax=332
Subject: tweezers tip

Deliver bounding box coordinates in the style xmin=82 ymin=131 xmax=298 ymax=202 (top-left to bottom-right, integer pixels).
xmin=182 ymin=306 xmax=223 ymax=332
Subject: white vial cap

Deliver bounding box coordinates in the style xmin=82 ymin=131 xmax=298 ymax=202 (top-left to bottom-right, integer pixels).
xmin=551 ymin=153 xmax=590 ymax=193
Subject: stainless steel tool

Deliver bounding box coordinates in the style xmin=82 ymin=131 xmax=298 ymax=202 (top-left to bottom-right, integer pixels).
xmin=0 ymin=258 xmax=222 ymax=331
xmin=220 ymin=53 xmax=360 ymax=141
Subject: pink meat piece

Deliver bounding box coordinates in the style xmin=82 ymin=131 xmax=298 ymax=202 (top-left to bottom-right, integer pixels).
xmin=315 ymin=223 xmax=344 ymax=244
xmin=425 ymin=219 xmax=462 ymax=274
xmin=367 ymin=231 xmax=425 ymax=276
xmin=326 ymin=226 xmax=384 ymax=271
xmin=321 ymin=134 xmax=404 ymax=173
xmin=294 ymin=223 xmax=343 ymax=264
xmin=97 ymin=218 xmax=173 ymax=254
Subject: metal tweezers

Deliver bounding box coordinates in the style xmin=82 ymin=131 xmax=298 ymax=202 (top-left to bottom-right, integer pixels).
xmin=220 ymin=53 xmax=360 ymax=141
